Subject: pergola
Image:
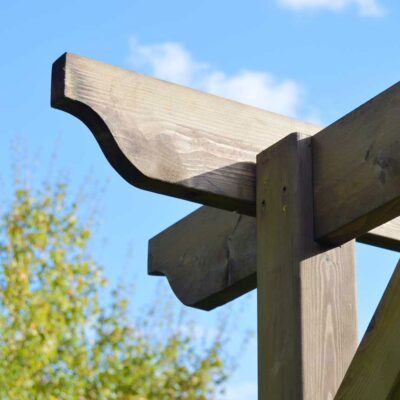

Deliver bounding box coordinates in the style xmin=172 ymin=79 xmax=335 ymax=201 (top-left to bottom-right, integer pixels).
xmin=51 ymin=53 xmax=400 ymax=399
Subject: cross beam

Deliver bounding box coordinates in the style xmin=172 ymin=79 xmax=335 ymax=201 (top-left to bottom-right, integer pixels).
xmin=334 ymin=258 xmax=400 ymax=399
xmin=148 ymin=207 xmax=256 ymax=310
xmin=149 ymin=208 xmax=400 ymax=310
xmin=51 ymin=53 xmax=400 ymax=246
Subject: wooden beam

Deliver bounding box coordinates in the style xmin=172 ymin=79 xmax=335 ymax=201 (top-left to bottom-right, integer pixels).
xmin=51 ymin=52 xmax=319 ymax=215
xmin=313 ymin=82 xmax=400 ymax=244
xmin=52 ymin=53 xmax=400 ymax=243
xmin=149 ymin=207 xmax=399 ymax=310
xmin=148 ymin=207 xmax=256 ymax=310
xmin=257 ymin=133 xmax=357 ymax=399
xmin=334 ymin=258 xmax=400 ymax=400
xmin=358 ymin=218 xmax=400 ymax=251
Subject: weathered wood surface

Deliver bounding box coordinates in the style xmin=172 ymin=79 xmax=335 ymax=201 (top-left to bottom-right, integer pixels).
xmin=149 ymin=206 xmax=399 ymax=310
xmin=314 ymin=82 xmax=400 ymax=244
xmin=257 ymin=133 xmax=357 ymax=400
xmin=148 ymin=207 xmax=256 ymax=310
xmin=51 ymin=52 xmax=319 ymax=215
xmin=52 ymin=53 xmax=400 ymax=244
xmin=334 ymin=258 xmax=400 ymax=400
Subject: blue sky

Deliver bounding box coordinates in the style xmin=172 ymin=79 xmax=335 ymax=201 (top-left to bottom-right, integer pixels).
xmin=1 ymin=0 xmax=399 ymax=398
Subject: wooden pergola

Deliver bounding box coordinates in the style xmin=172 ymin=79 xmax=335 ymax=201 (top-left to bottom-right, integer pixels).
xmin=51 ymin=53 xmax=400 ymax=399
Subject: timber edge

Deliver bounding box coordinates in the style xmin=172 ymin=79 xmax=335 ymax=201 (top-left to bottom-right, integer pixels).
xmin=51 ymin=53 xmax=170 ymax=198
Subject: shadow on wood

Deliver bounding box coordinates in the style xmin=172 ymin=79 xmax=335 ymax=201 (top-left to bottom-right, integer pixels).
xmin=257 ymin=133 xmax=357 ymax=399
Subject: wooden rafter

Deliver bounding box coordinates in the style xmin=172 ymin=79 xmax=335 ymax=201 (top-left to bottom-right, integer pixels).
xmin=149 ymin=207 xmax=399 ymax=309
xmin=148 ymin=207 xmax=256 ymax=310
xmin=51 ymin=53 xmax=319 ymax=215
xmin=51 ymin=53 xmax=400 ymax=246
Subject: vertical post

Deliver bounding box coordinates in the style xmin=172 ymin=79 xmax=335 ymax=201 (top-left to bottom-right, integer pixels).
xmin=256 ymin=133 xmax=358 ymax=399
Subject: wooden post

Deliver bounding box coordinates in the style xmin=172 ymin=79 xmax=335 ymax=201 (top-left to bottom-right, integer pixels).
xmin=256 ymin=133 xmax=358 ymax=399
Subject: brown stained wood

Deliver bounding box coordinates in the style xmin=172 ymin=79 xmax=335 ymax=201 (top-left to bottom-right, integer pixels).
xmin=148 ymin=207 xmax=256 ymax=310
xmin=313 ymin=82 xmax=400 ymax=244
xmin=358 ymin=218 xmax=400 ymax=251
xmin=149 ymin=207 xmax=399 ymax=310
xmin=52 ymin=53 xmax=400 ymax=244
xmin=51 ymin=53 xmax=319 ymax=215
xmin=257 ymin=133 xmax=357 ymax=400
xmin=334 ymin=258 xmax=400 ymax=400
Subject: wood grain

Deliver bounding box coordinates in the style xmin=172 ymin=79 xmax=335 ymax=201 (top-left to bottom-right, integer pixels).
xmin=257 ymin=133 xmax=357 ymax=400
xmin=148 ymin=206 xmax=256 ymax=310
xmin=51 ymin=52 xmax=319 ymax=215
xmin=313 ymin=82 xmax=400 ymax=244
xmin=52 ymin=53 xmax=400 ymax=244
xmin=334 ymin=259 xmax=400 ymax=400
xmin=149 ymin=207 xmax=399 ymax=310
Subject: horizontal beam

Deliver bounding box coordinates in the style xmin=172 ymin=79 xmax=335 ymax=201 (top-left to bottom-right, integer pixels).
xmin=334 ymin=258 xmax=400 ymax=400
xmin=52 ymin=53 xmax=400 ymax=244
xmin=51 ymin=52 xmax=319 ymax=215
xmin=151 ymin=206 xmax=400 ymax=309
xmin=313 ymin=83 xmax=400 ymax=244
xmin=149 ymin=206 xmax=400 ymax=309
xmin=358 ymin=217 xmax=400 ymax=251
xmin=148 ymin=207 xmax=256 ymax=310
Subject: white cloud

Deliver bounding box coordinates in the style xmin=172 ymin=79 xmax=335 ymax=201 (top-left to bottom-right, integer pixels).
xmin=129 ymin=38 xmax=304 ymax=118
xmin=278 ymin=0 xmax=385 ymax=17
xmin=130 ymin=38 xmax=208 ymax=86
xmin=221 ymin=382 xmax=258 ymax=400
xmin=205 ymin=70 xmax=301 ymax=118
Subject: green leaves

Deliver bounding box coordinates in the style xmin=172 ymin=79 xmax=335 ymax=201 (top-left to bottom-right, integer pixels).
xmin=0 ymin=183 xmax=229 ymax=399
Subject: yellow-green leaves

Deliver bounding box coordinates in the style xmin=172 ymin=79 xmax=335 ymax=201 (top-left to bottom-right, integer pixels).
xmin=0 ymin=184 xmax=229 ymax=400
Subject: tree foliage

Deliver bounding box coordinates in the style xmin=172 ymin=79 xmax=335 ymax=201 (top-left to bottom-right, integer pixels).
xmin=0 ymin=183 xmax=229 ymax=399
